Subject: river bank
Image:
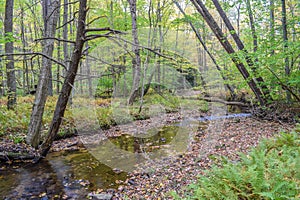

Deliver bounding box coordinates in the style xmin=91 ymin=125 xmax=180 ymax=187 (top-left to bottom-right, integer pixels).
xmin=112 ymin=117 xmax=294 ymax=199
xmin=0 ymin=107 xmax=296 ymax=199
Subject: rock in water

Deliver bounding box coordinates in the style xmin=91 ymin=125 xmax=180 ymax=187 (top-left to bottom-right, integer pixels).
xmin=89 ymin=193 xmax=113 ymax=200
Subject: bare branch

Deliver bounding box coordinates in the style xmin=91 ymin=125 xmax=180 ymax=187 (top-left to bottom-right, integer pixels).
xmin=87 ymin=16 xmax=106 ymax=26
xmin=85 ymin=27 xmax=125 ymax=34
xmin=108 ymin=36 xmax=176 ymax=61
xmin=87 ymin=54 xmax=126 ymax=70
xmin=84 ymin=34 xmax=112 ymax=41
xmin=34 ymin=37 xmax=75 ymax=44
xmin=56 ymin=11 xmax=79 ymax=29
xmin=0 ymin=52 xmax=66 ymax=70
xmin=48 ymin=1 xmax=79 ymax=26
xmin=266 ymin=66 xmax=300 ymax=102
xmin=84 ymin=28 xmax=126 ymax=42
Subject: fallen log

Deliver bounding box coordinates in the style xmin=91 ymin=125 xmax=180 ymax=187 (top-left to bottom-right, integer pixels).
xmin=0 ymin=151 xmax=38 ymax=162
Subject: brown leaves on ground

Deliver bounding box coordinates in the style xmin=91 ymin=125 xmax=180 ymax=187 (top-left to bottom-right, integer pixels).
xmin=113 ymin=117 xmax=294 ymax=199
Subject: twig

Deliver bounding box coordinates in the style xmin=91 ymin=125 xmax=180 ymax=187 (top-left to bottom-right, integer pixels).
xmin=107 ymin=36 xmax=176 ymax=61
xmin=266 ymin=66 xmax=300 ymax=102
xmin=34 ymin=37 xmax=75 ymax=44
xmin=87 ymin=16 xmax=107 ymax=26
xmin=84 ymin=27 xmax=125 ymax=34
xmin=0 ymin=52 xmax=67 ymax=70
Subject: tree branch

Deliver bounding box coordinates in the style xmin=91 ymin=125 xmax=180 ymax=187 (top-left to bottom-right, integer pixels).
xmin=0 ymin=52 xmax=67 ymax=70
xmin=34 ymin=37 xmax=75 ymax=44
xmin=56 ymin=11 xmax=79 ymax=30
xmin=108 ymin=36 xmax=176 ymax=61
xmin=84 ymin=27 xmax=125 ymax=34
xmin=87 ymin=16 xmax=107 ymax=26
xmin=266 ymin=66 xmax=300 ymax=102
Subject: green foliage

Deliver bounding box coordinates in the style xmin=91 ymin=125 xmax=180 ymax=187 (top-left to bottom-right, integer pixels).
xmin=96 ymin=107 xmax=114 ymax=129
xmin=143 ymin=93 xmax=180 ymax=112
xmin=0 ymin=96 xmax=76 ymax=140
xmin=174 ymin=126 xmax=300 ymax=199
xmin=95 ymin=75 xmax=114 ymax=98
xmin=0 ymin=101 xmax=31 ymax=137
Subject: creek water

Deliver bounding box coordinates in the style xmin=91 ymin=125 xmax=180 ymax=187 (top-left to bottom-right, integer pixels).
xmin=0 ymin=125 xmax=191 ymax=199
xmin=0 ymin=112 xmax=251 ymax=199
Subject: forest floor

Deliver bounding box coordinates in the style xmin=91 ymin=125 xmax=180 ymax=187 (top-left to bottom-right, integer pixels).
xmin=49 ymin=111 xmax=295 ymax=199
xmin=0 ymin=106 xmax=297 ymax=199
xmin=110 ymin=117 xmax=294 ymax=199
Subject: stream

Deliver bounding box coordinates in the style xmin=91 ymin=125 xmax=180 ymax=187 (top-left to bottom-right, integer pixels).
xmin=0 ymin=112 xmax=251 ymax=199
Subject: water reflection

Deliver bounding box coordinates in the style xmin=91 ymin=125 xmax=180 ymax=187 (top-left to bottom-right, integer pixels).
xmin=0 ymin=120 xmax=209 ymax=198
xmin=86 ymin=124 xmax=194 ymax=172
xmin=0 ymin=150 xmax=127 ymax=199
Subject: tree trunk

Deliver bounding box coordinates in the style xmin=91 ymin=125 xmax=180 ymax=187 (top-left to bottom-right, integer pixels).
xmin=212 ymin=0 xmax=271 ymax=102
xmin=127 ymin=0 xmax=141 ymax=105
xmin=4 ymin=0 xmax=16 ymax=110
xmin=269 ymin=0 xmax=275 ymax=55
xmin=0 ymin=41 xmax=4 ymax=97
xmin=191 ymin=0 xmax=265 ymax=105
xmin=174 ymin=1 xmax=235 ymax=98
xmin=281 ymin=0 xmax=291 ymax=102
xmin=21 ymin=7 xmax=30 ymax=95
xmin=40 ymin=0 xmax=87 ymax=157
xmin=63 ymin=0 xmax=69 ymax=75
xmin=85 ymin=42 xmax=93 ymax=98
xmin=56 ymin=12 xmax=61 ymax=94
xmin=235 ymin=3 xmax=241 ymax=36
xmin=44 ymin=0 xmax=54 ymax=96
xmin=245 ymin=0 xmax=257 ymax=52
xmin=156 ymin=0 xmax=162 ymax=92
xmin=26 ymin=0 xmax=60 ymax=148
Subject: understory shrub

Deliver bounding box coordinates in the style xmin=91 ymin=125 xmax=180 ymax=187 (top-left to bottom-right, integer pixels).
xmin=173 ymin=125 xmax=300 ymax=200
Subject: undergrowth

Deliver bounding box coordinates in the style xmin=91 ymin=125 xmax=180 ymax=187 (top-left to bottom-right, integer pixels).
xmin=0 ymin=94 xmax=207 ymax=142
xmin=172 ymin=125 xmax=300 ymax=200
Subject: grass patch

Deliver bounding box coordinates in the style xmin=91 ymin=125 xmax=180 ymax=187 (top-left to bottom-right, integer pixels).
xmin=172 ymin=125 xmax=300 ymax=199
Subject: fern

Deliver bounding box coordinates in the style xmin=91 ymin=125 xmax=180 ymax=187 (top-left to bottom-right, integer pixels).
xmin=173 ymin=126 xmax=300 ymax=199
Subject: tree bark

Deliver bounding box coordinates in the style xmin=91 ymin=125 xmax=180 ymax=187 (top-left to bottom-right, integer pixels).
xmin=4 ymin=0 xmax=16 ymax=109
xmin=40 ymin=0 xmax=87 ymax=157
xmin=235 ymin=2 xmax=241 ymax=36
xmin=56 ymin=12 xmax=61 ymax=94
xmin=281 ymin=0 xmax=291 ymax=102
xmin=0 ymin=41 xmax=4 ymax=97
xmin=26 ymin=0 xmax=60 ymax=148
xmin=191 ymin=0 xmax=265 ymax=105
xmin=85 ymin=43 xmax=93 ymax=97
xmin=269 ymin=0 xmax=275 ymax=55
xmin=21 ymin=7 xmax=30 ymax=94
xmin=127 ymin=0 xmax=141 ymax=105
xmin=63 ymin=0 xmax=69 ymax=75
